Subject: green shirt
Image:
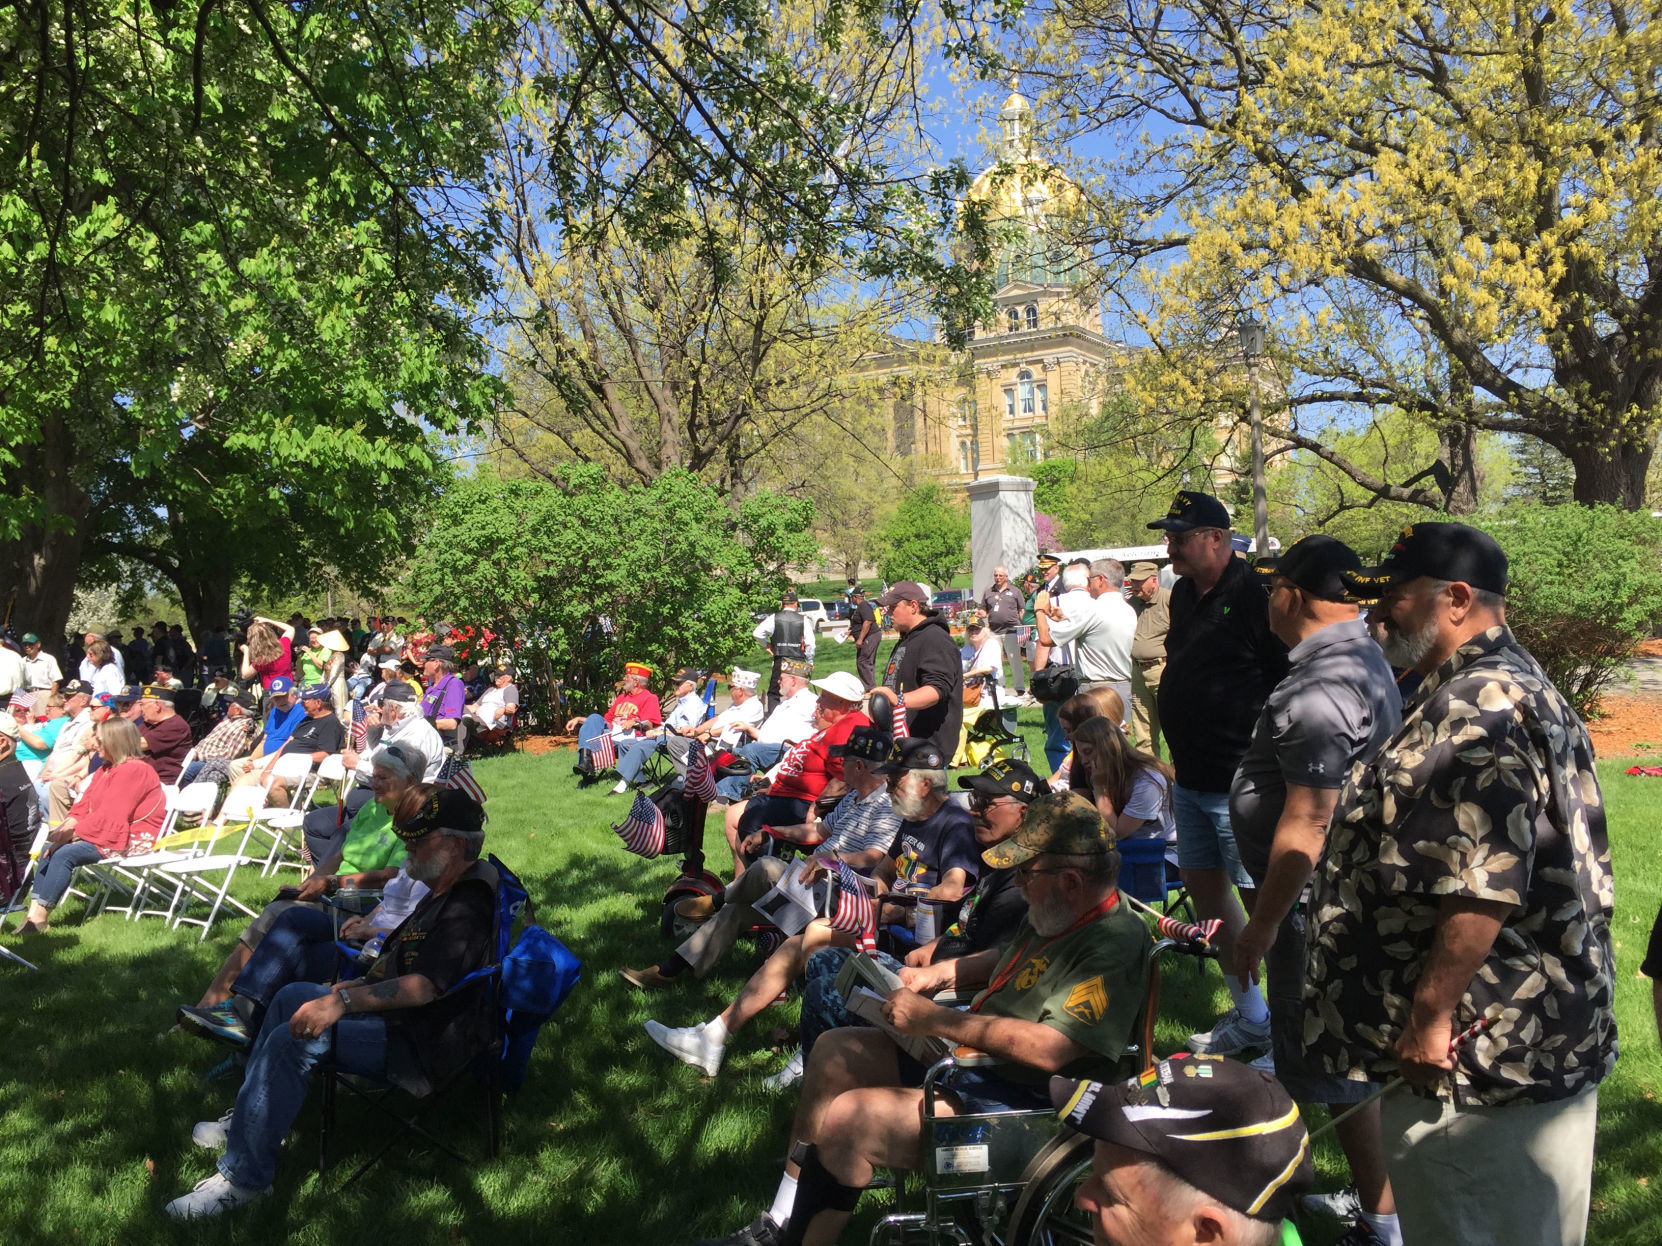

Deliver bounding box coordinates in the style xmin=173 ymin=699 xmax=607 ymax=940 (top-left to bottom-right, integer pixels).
xmin=969 ymin=897 xmax=1152 ymax=1085
xmin=339 ymin=800 xmax=406 ymax=874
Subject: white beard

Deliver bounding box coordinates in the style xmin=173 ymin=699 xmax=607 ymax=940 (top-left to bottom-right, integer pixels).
xmin=1374 ymin=614 xmax=1438 ymax=669
xmin=891 ymin=784 xmax=929 ymax=821
xmin=1028 ymin=890 xmax=1076 ymax=937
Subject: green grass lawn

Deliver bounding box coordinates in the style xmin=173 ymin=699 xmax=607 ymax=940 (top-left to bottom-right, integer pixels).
xmin=2 ymin=739 xmax=1659 ymax=1244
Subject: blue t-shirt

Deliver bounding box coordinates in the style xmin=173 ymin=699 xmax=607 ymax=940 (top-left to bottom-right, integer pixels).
xmin=890 ymin=800 xmax=980 ymax=890
xmin=262 ymin=702 xmax=306 ymax=752
xmin=16 ymin=716 xmax=67 ymax=763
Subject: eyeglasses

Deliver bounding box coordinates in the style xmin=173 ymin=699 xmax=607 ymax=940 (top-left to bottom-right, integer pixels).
xmin=970 ymin=793 xmax=1020 ymax=812
xmin=1014 ymin=860 xmax=1071 ymax=883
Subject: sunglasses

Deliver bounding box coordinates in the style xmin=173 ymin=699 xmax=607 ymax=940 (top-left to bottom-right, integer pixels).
xmin=969 ymin=792 xmax=1020 ymax=811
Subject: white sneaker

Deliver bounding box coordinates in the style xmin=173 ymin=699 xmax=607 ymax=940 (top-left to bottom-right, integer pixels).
xmin=1302 ymin=1186 xmax=1364 ymax=1223
xmin=163 ymin=1170 xmax=270 ymax=1219
xmin=191 ymin=1109 xmax=235 ymax=1151
xmin=1186 ymin=1007 xmax=1271 ymax=1056
xmin=645 ymin=1019 xmax=724 ymax=1076
xmin=610 ymin=779 xmax=629 ymax=795
xmin=761 ymin=1048 xmax=804 ymax=1093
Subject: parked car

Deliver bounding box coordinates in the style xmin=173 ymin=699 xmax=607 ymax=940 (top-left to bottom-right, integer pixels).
xmin=825 ymin=600 xmax=851 ymax=622
xmin=796 ymin=598 xmax=832 ymax=631
xmin=929 ymin=589 xmax=973 ymax=622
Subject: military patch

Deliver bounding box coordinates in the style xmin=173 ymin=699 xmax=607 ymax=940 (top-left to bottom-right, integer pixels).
xmin=1014 ymin=956 xmax=1049 ymax=990
xmin=1063 ymin=976 xmax=1108 ymax=1025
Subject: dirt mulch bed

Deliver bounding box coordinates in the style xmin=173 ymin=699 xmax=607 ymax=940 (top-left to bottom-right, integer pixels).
xmin=1636 ymin=638 xmax=1662 ymax=658
xmin=1589 ymin=694 xmax=1662 ymax=757
xmin=519 ymin=734 xmax=577 ymax=756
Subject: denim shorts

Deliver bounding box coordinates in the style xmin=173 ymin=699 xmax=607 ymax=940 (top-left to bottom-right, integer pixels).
xmin=896 ymin=1050 xmax=1050 ymax=1115
xmin=1172 ymin=785 xmax=1253 ymax=888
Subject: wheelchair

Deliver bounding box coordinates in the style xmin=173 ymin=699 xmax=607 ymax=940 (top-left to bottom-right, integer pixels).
xmin=869 ymin=935 xmax=1199 ymax=1246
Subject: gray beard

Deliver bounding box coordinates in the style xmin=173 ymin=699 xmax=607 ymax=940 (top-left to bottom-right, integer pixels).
xmin=891 ymin=787 xmax=929 ymax=820
xmin=406 ymin=851 xmax=445 ymax=884
xmin=1375 ymin=615 xmax=1439 ymax=668
xmin=1028 ymin=891 xmax=1076 ymax=937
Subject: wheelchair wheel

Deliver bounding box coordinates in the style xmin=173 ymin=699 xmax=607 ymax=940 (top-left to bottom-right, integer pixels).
xmin=1003 ymin=1130 xmax=1095 ymax=1245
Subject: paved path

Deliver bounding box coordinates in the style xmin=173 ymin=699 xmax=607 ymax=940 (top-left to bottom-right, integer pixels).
xmin=1619 ymin=656 xmax=1662 ymax=697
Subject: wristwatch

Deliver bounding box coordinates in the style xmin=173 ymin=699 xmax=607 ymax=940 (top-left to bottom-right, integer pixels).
xmin=336 ymin=987 xmax=353 ymax=1013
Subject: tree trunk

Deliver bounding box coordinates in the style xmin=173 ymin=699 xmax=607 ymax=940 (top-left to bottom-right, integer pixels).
xmin=0 ymin=414 xmax=92 ymax=645
xmin=1435 ymin=421 xmax=1482 ymax=514
xmin=1565 ymin=437 xmax=1653 ymax=509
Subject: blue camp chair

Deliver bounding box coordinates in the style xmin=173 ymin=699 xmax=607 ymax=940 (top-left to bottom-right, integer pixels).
xmin=317 ymin=855 xmax=579 ymax=1186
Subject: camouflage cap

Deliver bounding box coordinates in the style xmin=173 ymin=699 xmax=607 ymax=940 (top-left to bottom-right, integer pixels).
xmin=778 ymin=658 xmax=814 ymax=679
xmin=981 ymin=791 xmax=1111 ymax=869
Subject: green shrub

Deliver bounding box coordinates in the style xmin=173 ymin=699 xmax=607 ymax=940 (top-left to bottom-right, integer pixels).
xmin=1467 ymin=505 xmax=1662 ymax=717
xmin=874 ymin=482 xmax=970 ymax=586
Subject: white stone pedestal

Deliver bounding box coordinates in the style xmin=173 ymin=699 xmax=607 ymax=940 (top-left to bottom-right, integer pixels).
xmin=965 ymin=475 xmax=1039 ymax=600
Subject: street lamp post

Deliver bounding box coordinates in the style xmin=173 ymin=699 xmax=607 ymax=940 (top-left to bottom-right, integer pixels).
xmin=1237 ymin=315 xmax=1270 ymax=555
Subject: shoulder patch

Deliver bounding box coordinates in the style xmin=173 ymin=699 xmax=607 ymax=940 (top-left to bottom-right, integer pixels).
xmin=1063 ymin=975 xmax=1108 ymax=1025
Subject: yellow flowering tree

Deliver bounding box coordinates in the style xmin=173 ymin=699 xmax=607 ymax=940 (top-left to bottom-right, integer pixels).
xmin=1031 ymin=0 xmax=1662 ymax=507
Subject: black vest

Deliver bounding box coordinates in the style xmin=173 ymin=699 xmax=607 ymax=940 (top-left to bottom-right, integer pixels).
xmin=771 ymin=610 xmax=806 ymax=660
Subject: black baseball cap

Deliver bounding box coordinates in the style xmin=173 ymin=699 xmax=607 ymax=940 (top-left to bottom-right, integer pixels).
xmin=868 ymin=735 xmax=948 ymax=774
xmin=110 ymin=684 xmax=143 ymax=704
xmin=829 ymin=724 xmax=892 ymax=763
xmin=62 ymin=679 xmax=92 ymax=697
xmin=424 ymin=644 xmax=456 ymax=663
xmin=139 ymin=685 xmax=177 ymax=704
xmin=958 ymin=758 xmax=1050 ymax=804
xmin=877 ymin=580 xmax=935 ymax=611
xmin=672 ymin=667 xmax=700 ymax=686
xmin=394 ymin=787 xmax=485 ymax=842
xmin=1343 ymin=522 xmax=1509 ymax=601
xmin=1251 ymin=534 xmax=1361 ymax=603
xmin=1147 ymin=490 xmax=1232 ymax=533
xmin=381 ymin=680 xmax=418 ymax=703
xmin=1049 ymin=1055 xmax=1313 ymax=1222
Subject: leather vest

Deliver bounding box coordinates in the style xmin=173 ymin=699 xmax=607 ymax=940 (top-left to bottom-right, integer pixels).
xmin=771 ymin=610 xmax=807 ymax=660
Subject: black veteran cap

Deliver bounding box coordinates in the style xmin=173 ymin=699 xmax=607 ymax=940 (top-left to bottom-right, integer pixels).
xmin=1049 ymin=1055 xmax=1313 ymax=1222
xmin=1251 ymin=534 xmax=1361 ymax=603
xmin=395 ymin=787 xmax=485 ymax=842
xmin=958 ymin=758 xmax=1050 ymax=804
xmin=1147 ymin=490 xmax=1231 ymax=533
xmin=829 ymin=724 xmax=892 ymax=764
xmin=381 ymin=680 xmax=418 ymax=703
xmin=1343 ymin=522 xmax=1509 ymax=601
xmin=981 ymin=791 xmax=1110 ymax=869
xmin=139 ymin=685 xmax=177 ymax=704
xmin=869 ymin=735 xmax=948 ymax=775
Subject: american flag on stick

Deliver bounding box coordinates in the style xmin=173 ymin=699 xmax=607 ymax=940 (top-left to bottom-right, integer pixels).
xmin=590 ymin=732 xmax=617 ymax=772
xmin=684 ymin=738 xmax=720 ymax=802
xmin=822 ymin=857 xmax=876 ymax=953
xmin=614 ymin=790 xmax=666 ymax=858
xmin=891 ymin=694 xmax=909 ymax=740
xmin=1154 ymin=913 xmax=1222 ymax=947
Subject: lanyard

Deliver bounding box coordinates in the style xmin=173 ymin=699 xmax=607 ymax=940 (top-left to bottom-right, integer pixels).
xmin=970 ymin=891 xmax=1119 ymax=1012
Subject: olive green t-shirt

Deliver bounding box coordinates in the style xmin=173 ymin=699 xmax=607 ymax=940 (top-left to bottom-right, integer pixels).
xmin=339 ymin=800 xmax=406 ymax=874
xmin=969 ymin=898 xmax=1152 ymax=1085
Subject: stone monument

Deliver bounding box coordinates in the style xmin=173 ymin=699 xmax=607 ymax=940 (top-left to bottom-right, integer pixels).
xmin=965 ymin=475 xmax=1039 ymax=600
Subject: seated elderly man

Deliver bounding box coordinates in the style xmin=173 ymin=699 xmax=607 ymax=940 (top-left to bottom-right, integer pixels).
xmin=137 ymin=686 xmax=194 ymax=785
xmin=198 ymin=669 xmax=242 ymax=720
xmin=418 ymin=643 xmax=468 ymax=745
xmin=180 ymin=689 xmax=259 ymax=788
xmin=33 ymin=679 xmax=94 ymax=814
xmin=230 ymin=684 xmax=342 ymax=804
xmin=623 ymin=725 xmax=900 ymax=994
xmin=721 ymin=671 xmax=869 ymax=876
xmin=303 ymin=680 xmax=446 ymax=863
xmin=696 ymin=792 xmax=1152 ymax=1246
xmin=714 ymin=661 xmax=822 ymax=802
xmin=608 ymin=667 xmax=709 ymax=794
xmin=566 ymin=662 xmax=663 ymax=782
xmin=644 ymin=736 xmax=978 ymax=1079
xmin=688 ymin=668 xmax=766 ymax=755
xmin=225 ymin=677 xmax=304 ymax=788
xmin=1052 ymin=1056 xmax=1314 ymax=1246
xmin=147 ymin=661 xmax=185 ymax=693
xmin=463 ymin=667 xmax=519 ymax=734
xmin=165 ymin=789 xmax=496 ymax=1220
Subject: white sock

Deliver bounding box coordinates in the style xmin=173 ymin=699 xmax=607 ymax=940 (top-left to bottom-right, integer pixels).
xmin=1362 ymin=1210 xmax=1402 ymax=1246
xmin=767 ymin=1171 xmax=798 ymax=1228
xmin=1226 ymin=977 xmax=1269 ymax=1025
xmin=703 ymin=1016 xmax=729 ymax=1045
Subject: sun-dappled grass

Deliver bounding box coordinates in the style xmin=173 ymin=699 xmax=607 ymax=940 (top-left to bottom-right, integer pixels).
xmin=1 ymin=746 xmax=1658 ymax=1244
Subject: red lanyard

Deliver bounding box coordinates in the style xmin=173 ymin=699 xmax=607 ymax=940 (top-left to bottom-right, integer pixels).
xmin=970 ymin=891 xmax=1119 ymax=1012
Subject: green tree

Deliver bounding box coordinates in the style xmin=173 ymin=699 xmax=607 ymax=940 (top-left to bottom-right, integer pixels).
xmin=408 ymin=467 xmax=816 ymax=710
xmin=1467 ymin=505 xmax=1662 ymax=716
xmin=874 ymin=482 xmax=970 ymax=586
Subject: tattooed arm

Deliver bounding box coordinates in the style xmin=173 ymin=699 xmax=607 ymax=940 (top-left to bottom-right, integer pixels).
xmin=285 ymin=974 xmax=439 ymax=1039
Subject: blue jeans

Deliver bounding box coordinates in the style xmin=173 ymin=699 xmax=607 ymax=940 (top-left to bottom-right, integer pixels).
xmin=800 ymin=946 xmax=903 ymax=1058
xmin=1171 ymin=785 xmax=1252 ymax=889
xmin=1042 ymin=701 xmax=1069 ymax=771
xmin=233 ymin=906 xmax=344 ymax=1029
xmin=219 ymin=981 xmax=388 ymax=1191
xmin=713 ymin=741 xmax=786 ymax=802
xmin=615 ymin=735 xmax=663 ymax=785
xmin=33 ymin=840 xmax=103 ymax=909
xmin=577 ymin=714 xmax=612 ymax=751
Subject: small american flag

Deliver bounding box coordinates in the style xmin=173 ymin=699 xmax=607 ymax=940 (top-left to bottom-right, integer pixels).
xmin=684 ymin=738 xmax=719 ymax=802
xmin=614 ymin=790 xmax=666 ymax=858
xmin=891 ymin=694 xmax=909 ymax=740
xmin=823 ymin=857 xmax=876 ymax=953
xmin=444 ymin=761 xmax=487 ymax=806
xmin=590 ymin=732 xmax=617 ymax=772
xmin=350 ymin=701 xmax=369 ymax=748
xmin=1155 ymin=914 xmax=1223 ymax=946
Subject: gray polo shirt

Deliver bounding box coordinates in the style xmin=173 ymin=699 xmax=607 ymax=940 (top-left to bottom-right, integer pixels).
xmin=1229 ymin=616 xmax=1401 ymax=882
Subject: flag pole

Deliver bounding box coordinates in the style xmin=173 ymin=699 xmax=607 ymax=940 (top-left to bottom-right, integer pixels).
xmin=1310 ymin=1015 xmax=1495 ymax=1140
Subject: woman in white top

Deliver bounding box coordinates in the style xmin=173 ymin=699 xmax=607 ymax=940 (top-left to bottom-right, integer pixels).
xmin=1065 ymin=715 xmax=1175 ymax=844
xmin=86 ymin=637 xmax=125 ymax=698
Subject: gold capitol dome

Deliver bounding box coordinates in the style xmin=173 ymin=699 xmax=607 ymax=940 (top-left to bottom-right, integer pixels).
xmin=964 ymin=80 xmax=1088 ymax=289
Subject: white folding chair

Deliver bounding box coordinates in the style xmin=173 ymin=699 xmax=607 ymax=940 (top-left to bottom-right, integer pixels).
xmin=153 ymin=787 xmax=268 ymax=941
xmin=252 ymin=753 xmax=317 ymax=876
xmin=21 ymin=759 xmax=43 ymax=783
xmin=100 ymin=782 xmax=225 ymax=920
xmin=1 ymin=822 xmax=54 ymax=930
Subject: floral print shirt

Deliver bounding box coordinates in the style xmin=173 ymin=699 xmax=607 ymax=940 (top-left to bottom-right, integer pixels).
xmin=1303 ymin=626 xmax=1617 ymax=1105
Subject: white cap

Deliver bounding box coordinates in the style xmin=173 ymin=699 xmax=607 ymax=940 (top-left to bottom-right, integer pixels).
xmin=730 ymin=668 xmax=760 ymax=691
xmin=0 ymin=714 xmax=17 ymax=742
xmin=810 ymin=671 xmax=866 ymax=703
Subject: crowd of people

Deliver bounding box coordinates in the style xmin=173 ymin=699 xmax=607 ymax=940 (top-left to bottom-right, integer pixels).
xmin=0 ymin=488 xmax=1643 ymax=1246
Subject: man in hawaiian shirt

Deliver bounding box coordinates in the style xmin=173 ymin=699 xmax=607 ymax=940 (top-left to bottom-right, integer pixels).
xmin=1305 ymin=522 xmax=1616 ymax=1246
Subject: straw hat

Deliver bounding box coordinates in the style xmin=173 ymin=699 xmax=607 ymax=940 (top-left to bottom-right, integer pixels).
xmin=319 ymin=629 xmax=351 ymax=653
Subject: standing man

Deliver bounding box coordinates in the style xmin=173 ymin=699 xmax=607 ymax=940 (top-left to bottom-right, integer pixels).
xmin=1047 ymin=558 xmax=1136 ymax=715
xmin=1125 ymin=562 xmax=1168 ymax=756
xmin=1228 ymin=536 xmax=1404 ymax=1246
xmin=754 ymin=590 xmax=816 ymax=713
xmin=0 ymin=634 xmax=27 ymax=698
xmin=874 ymin=581 xmax=962 ymax=762
xmin=1028 ymin=552 xmax=1068 ymax=769
xmin=980 ymin=564 xmax=1027 ymax=699
xmin=850 ymin=588 xmax=880 ymax=690
xmin=1147 ymin=491 xmax=1288 ymax=1056
xmin=20 ymin=633 xmax=63 ymax=697
xmin=1305 ymin=523 xmax=1616 ymax=1246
